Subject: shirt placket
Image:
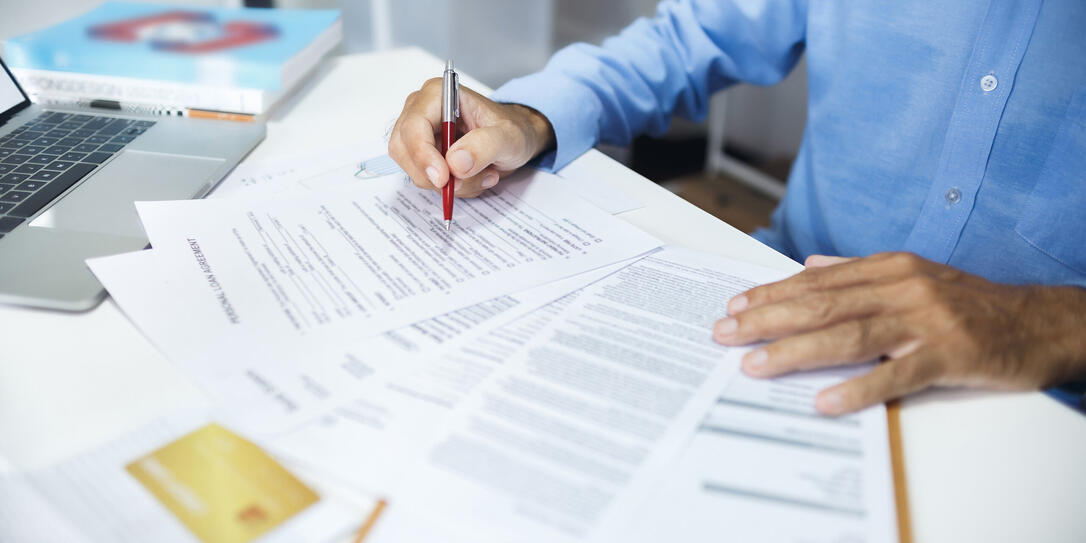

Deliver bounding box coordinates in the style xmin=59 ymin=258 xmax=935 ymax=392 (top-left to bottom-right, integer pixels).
xmin=901 ymin=0 xmax=1042 ymax=263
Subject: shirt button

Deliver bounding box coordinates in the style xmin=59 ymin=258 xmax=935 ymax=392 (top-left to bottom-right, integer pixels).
xmin=945 ymin=187 xmax=962 ymax=205
xmin=980 ymin=74 xmax=998 ymax=92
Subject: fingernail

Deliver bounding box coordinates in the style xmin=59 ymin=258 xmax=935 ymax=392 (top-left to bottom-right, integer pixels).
xmin=728 ymin=295 xmax=748 ymax=314
xmin=454 ymin=178 xmax=462 ymax=191
xmin=425 ymin=166 xmax=441 ymax=186
xmin=816 ymin=391 xmax=844 ymax=414
xmin=448 ymin=149 xmax=473 ymax=175
xmin=482 ymin=174 xmax=499 ymax=189
xmin=714 ymin=318 xmax=738 ymax=340
xmin=743 ymin=349 xmax=767 ymax=367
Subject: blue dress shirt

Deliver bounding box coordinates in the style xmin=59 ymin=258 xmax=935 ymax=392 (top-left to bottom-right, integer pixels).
xmin=490 ymin=0 xmax=1086 ymax=290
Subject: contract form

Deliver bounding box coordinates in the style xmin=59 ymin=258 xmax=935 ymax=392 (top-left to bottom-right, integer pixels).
xmin=619 ymin=368 xmax=900 ymax=543
xmin=209 ymin=140 xmax=641 ymax=215
xmin=87 ymin=250 xmax=635 ymax=437
xmin=135 ymin=168 xmax=660 ymax=344
xmin=354 ymin=248 xmax=794 ymax=543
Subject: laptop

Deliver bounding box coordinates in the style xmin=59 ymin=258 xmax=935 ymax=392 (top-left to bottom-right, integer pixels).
xmin=0 ymin=55 xmax=264 ymax=311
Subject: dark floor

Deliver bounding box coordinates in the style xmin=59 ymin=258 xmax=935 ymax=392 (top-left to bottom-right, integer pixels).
xmin=668 ymin=171 xmax=779 ymax=234
xmin=627 ymin=134 xmax=786 ymax=234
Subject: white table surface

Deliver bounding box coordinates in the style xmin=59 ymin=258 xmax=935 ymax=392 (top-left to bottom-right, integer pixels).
xmin=1 ymin=48 xmax=1083 ymax=543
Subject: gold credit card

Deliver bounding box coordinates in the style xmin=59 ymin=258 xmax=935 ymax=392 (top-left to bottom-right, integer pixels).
xmin=126 ymin=423 xmax=319 ymax=543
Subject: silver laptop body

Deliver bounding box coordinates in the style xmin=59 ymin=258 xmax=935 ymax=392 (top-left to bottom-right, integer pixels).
xmin=0 ymin=56 xmax=264 ymax=311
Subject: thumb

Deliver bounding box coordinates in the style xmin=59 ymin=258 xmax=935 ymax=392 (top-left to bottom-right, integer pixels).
xmin=445 ymin=124 xmax=525 ymax=179
xmin=804 ymin=254 xmax=855 ymax=268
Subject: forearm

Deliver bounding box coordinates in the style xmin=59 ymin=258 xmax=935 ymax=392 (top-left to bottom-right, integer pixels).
xmin=490 ymin=0 xmax=809 ymax=171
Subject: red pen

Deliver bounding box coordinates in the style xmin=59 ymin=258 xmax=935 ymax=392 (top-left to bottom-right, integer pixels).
xmin=441 ymin=59 xmax=460 ymax=231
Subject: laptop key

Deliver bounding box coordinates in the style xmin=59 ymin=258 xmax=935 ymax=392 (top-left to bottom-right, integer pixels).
xmin=134 ymin=120 xmax=155 ymax=127
xmin=14 ymin=164 xmax=43 ymax=174
xmin=59 ymin=152 xmax=88 ymax=162
xmin=33 ymin=137 xmax=60 ymax=147
xmin=0 ymin=183 xmax=13 ymax=192
xmin=57 ymin=138 xmax=83 ymax=147
xmin=97 ymin=143 xmax=124 ymax=153
xmin=81 ymin=152 xmax=113 ymax=164
xmin=0 ymin=148 xmax=14 ymax=158
xmin=43 ymin=160 xmax=75 ymax=171
xmin=0 ymin=191 xmax=31 ymax=203
xmin=16 ymin=180 xmax=48 ymax=191
xmin=0 ymin=203 xmax=12 ymax=214
xmin=13 ymin=131 xmax=45 ymax=141
xmin=2 ymin=154 xmax=32 ymax=164
xmin=0 ymin=164 xmax=13 ymax=174
xmin=28 ymin=154 xmax=58 ymax=165
xmin=70 ymin=114 xmax=92 ymax=122
xmin=85 ymin=135 xmax=109 ymax=144
xmin=8 ymin=163 xmax=97 ymax=219
xmin=0 ymin=216 xmax=24 ymax=233
xmin=57 ymin=122 xmax=83 ymax=130
xmin=97 ymin=120 xmax=131 ymax=136
xmin=73 ymin=143 xmax=100 ymax=153
xmin=30 ymin=169 xmax=61 ymax=181
xmin=83 ymin=118 xmax=111 ymax=130
xmin=72 ymin=129 xmax=95 ymax=138
xmin=44 ymin=146 xmax=71 ymax=155
xmin=1 ymin=174 xmax=29 ymax=184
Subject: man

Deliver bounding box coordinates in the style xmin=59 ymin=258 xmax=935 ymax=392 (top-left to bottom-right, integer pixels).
xmin=388 ymin=0 xmax=1086 ymax=414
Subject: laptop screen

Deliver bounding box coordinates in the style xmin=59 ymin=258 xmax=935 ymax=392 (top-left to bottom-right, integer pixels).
xmin=0 ymin=57 xmax=29 ymax=117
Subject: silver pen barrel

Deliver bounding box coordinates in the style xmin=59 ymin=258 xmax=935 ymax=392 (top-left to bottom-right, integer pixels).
xmin=442 ymin=60 xmax=458 ymax=123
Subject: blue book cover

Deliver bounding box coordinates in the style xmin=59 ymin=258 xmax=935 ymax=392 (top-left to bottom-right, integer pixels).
xmin=4 ymin=2 xmax=340 ymax=90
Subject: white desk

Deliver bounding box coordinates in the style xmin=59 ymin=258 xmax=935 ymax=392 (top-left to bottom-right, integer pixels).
xmin=1 ymin=48 xmax=1083 ymax=543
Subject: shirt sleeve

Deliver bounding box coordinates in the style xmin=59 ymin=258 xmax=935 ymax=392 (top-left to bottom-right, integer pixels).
xmin=490 ymin=0 xmax=809 ymax=171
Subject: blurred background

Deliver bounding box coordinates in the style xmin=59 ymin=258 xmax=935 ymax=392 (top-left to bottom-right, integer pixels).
xmin=1 ymin=0 xmax=809 ymax=233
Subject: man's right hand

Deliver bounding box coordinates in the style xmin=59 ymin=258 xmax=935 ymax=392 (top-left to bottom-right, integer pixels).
xmin=388 ymin=78 xmax=555 ymax=198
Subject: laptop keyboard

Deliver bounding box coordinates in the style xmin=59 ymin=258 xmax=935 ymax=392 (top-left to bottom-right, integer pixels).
xmin=0 ymin=112 xmax=155 ymax=240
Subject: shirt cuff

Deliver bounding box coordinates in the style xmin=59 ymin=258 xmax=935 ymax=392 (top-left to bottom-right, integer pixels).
xmin=490 ymin=71 xmax=603 ymax=173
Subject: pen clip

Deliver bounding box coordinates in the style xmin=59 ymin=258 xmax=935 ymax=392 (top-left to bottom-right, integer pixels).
xmin=452 ymin=71 xmax=460 ymax=120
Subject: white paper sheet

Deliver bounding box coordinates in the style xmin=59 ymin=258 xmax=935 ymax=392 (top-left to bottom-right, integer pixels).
xmin=267 ymin=257 xmax=638 ymax=494
xmin=212 ymin=141 xmax=642 ymax=215
xmin=136 ymin=169 xmax=660 ymax=346
xmin=210 ymin=142 xmax=397 ymax=199
xmin=363 ymin=247 xmax=790 ymax=543
xmin=617 ymin=368 xmax=900 ymax=543
xmin=0 ymin=411 xmax=361 ymax=543
xmin=87 ymin=250 xmax=638 ymax=437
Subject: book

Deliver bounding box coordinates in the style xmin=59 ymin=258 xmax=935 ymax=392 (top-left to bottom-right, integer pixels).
xmin=3 ymin=1 xmax=341 ymax=115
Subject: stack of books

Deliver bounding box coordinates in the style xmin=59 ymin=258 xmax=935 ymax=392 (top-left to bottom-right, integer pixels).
xmin=3 ymin=1 xmax=341 ymax=119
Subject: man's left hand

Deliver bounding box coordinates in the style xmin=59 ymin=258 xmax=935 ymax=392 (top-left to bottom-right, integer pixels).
xmin=712 ymin=252 xmax=1086 ymax=415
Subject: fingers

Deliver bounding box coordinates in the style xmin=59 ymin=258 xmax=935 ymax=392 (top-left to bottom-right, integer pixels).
xmin=729 ymin=252 xmax=934 ymax=314
xmin=400 ymin=115 xmax=449 ymax=190
xmin=389 ymin=79 xmax=448 ymax=191
xmin=446 ymin=124 xmax=527 ymax=179
xmin=451 ymin=166 xmax=501 ymax=198
xmin=739 ymin=316 xmax=915 ymax=377
xmin=715 ymin=283 xmax=897 ymax=345
xmin=814 ymin=353 xmax=938 ymax=415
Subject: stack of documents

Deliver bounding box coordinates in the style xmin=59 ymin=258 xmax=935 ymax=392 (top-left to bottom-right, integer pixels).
xmin=42 ymin=139 xmax=901 ymax=542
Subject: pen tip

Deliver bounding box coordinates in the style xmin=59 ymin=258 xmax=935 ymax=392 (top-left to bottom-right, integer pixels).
xmin=445 ymin=59 xmax=454 ymax=71
xmin=444 ymin=220 xmax=451 ymax=231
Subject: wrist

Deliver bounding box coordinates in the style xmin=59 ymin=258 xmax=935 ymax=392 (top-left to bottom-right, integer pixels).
xmin=509 ymin=104 xmax=556 ymax=160
xmin=1033 ymin=285 xmax=1086 ymax=386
